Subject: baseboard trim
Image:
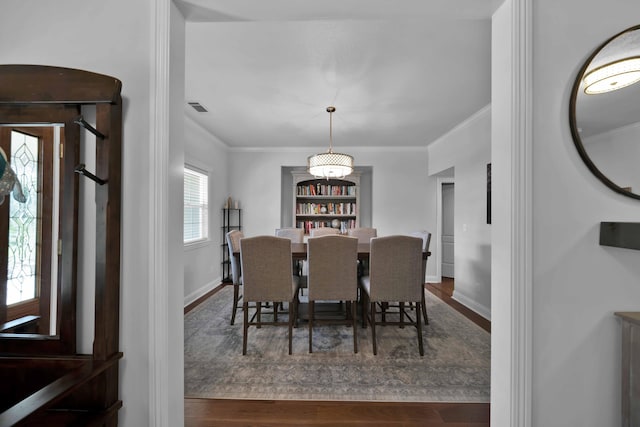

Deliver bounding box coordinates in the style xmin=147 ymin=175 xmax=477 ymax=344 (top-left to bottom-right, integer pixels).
xmin=426 ymin=275 xmax=440 ymax=283
xmin=452 ymin=289 xmax=491 ymax=321
xmin=184 ymin=278 xmax=222 ymax=308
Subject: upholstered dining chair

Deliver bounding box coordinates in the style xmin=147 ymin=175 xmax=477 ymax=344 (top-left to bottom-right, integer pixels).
xmin=310 ymin=227 xmax=340 ymax=237
xmin=275 ymin=227 xmax=305 ymax=278
xmin=275 ymin=227 xmax=304 ymax=243
xmin=410 ymin=230 xmax=432 ymax=325
xmin=347 ymin=227 xmax=377 ymax=243
xmin=347 ymin=227 xmax=377 ymax=276
xmin=240 ymin=235 xmax=300 ymax=355
xmin=306 ymin=235 xmax=359 ymax=353
xmin=226 ymin=230 xmax=244 ymax=325
xmin=359 ymin=235 xmax=425 ymax=356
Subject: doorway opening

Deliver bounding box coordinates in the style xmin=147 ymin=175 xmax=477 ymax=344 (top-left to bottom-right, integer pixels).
xmin=436 ymin=175 xmax=455 ymax=288
xmin=441 ymin=182 xmax=454 ymax=280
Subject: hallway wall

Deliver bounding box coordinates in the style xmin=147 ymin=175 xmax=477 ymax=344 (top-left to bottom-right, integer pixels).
xmin=529 ymin=1 xmax=640 ymax=425
xmin=428 ymin=106 xmax=492 ymax=319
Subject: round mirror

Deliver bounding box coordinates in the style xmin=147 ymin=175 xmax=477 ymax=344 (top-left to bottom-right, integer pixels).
xmin=570 ymin=24 xmax=640 ymax=200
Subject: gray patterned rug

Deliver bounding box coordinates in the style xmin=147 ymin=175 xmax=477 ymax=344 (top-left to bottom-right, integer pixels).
xmin=184 ymin=286 xmax=490 ymax=402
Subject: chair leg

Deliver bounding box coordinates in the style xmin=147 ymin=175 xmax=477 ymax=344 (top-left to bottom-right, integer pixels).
xmin=231 ymin=283 xmax=240 ymax=325
xmin=361 ymin=288 xmax=368 ymax=329
xmin=308 ymin=300 xmax=315 ymax=353
xmin=416 ymin=302 xmax=424 ymax=356
xmin=422 ymin=291 xmax=429 ymax=325
xmin=257 ymin=302 xmax=262 ymax=328
xmin=370 ymin=301 xmax=377 ymax=355
xmin=351 ymin=300 xmax=358 ymax=354
xmin=288 ymin=300 xmax=294 ymax=355
xmin=399 ymin=302 xmax=405 ymax=329
xmin=274 ymin=301 xmax=278 ymax=323
xmin=242 ymin=301 xmax=249 ymax=355
xmin=293 ymin=292 xmax=300 ymax=328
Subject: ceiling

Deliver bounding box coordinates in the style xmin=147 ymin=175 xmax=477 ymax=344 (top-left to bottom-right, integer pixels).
xmin=176 ymin=0 xmax=502 ymax=149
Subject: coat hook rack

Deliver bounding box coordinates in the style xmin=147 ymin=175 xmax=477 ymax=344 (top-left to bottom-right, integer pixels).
xmin=75 ymin=163 xmax=107 ymax=185
xmin=74 ymin=116 xmax=105 ymax=139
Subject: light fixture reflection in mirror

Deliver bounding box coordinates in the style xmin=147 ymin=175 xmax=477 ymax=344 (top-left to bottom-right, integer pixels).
xmin=583 ymin=56 xmax=640 ymax=94
xmin=570 ymin=24 xmax=640 ymax=200
xmin=0 ymin=124 xmax=62 ymax=336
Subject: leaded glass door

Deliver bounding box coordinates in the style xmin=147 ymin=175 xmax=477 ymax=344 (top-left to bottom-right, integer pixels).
xmin=0 ymin=126 xmax=57 ymax=335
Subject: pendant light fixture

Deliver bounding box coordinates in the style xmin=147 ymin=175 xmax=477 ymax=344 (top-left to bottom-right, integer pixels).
xmin=583 ymin=56 xmax=640 ymax=94
xmin=307 ymin=106 xmax=354 ymax=179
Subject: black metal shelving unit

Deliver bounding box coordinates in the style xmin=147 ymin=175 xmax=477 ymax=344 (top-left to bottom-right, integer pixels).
xmin=221 ymin=208 xmax=242 ymax=282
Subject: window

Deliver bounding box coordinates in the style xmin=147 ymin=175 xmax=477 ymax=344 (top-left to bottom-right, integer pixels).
xmin=0 ymin=126 xmax=57 ymax=330
xmin=184 ymin=166 xmax=209 ymax=244
xmin=7 ymin=130 xmax=38 ymax=305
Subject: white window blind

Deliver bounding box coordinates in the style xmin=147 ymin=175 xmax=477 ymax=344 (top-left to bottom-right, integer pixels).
xmin=184 ymin=166 xmax=209 ymax=244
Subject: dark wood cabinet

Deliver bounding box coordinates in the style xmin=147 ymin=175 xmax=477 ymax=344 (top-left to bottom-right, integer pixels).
xmin=615 ymin=312 xmax=640 ymax=427
xmin=0 ymin=65 xmax=123 ymax=426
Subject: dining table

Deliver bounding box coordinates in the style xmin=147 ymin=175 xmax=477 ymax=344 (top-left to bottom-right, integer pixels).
xmin=234 ymin=242 xmax=430 ymax=260
xmin=296 ymin=242 xmax=430 ymax=260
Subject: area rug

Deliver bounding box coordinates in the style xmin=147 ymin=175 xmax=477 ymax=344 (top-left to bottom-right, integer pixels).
xmin=184 ymin=286 xmax=490 ymax=402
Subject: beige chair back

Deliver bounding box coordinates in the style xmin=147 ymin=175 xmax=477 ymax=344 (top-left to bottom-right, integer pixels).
xmin=310 ymin=227 xmax=340 ymax=237
xmin=307 ymin=235 xmax=358 ymax=301
xmin=410 ymin=230 xmax=431 ymax=280
xmin=275 ymin=227 xmax=304 ymax=243
xmin=226 ymin=230 xmax=244 ymax=284
xmin=367 ymin=235 xmax=423 ymax=302
xmin=240 ymin=235 xmax=296 ymax=303
xmin=347 ymin=227 xmax=377 ymax=243
xmin=409 ymin=230 xmax=432 ymax=252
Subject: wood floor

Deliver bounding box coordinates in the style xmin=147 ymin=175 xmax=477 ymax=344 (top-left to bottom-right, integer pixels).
xmin=185 ymin=278 xmax=490 ymax=426
xmin=185 ymin=399 xmax=490 ymax=426
xmin=427 ymin=278 xmax=490 ymax=333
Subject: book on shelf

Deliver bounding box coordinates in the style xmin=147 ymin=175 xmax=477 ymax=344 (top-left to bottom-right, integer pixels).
xmin=296 ymin=219 xmax=357 ymax=235
xmin=296 ymin=182 xmax=356 ymax=197
xmin=296 ymin=201 xmax=356 ymax=215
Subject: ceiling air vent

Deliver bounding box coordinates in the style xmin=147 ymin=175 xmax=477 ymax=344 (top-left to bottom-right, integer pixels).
xmin=188 ymin=102 xmax=208 ymax=113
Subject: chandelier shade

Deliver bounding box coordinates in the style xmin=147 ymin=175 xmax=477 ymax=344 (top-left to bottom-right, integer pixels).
xmin=307 ymin=151 xmax=354 ymax=178
xmin=307 ymin=106 xmax=354 ymax=179
xmin=583 ymin=57 xmax=640 ymax=94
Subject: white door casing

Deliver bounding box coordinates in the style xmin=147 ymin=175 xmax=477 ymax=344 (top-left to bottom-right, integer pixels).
xmin=435 ymin=176 xmax=455 ymax=283
xmin=441 ymin=182 xmax=455 ymax=278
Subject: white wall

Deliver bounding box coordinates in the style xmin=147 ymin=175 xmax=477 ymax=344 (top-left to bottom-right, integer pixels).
xmin=531 ymin=1 xmax=640 ymax=426
xmin=183 ymin=117 xmax=229 ymax=304
xmin=1 ymin=2 xmax=154 ymax=426
xmin=227 ymin=147 xmax=436 ymax=265
xmin=428 ymin=106 xmax=492 ymax=318
xmin=78 ymin=107 xmax=98 ymax=352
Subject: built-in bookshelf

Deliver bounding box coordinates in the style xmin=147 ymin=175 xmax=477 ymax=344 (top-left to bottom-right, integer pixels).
xmin=292 ymin=171 xmax=360 ymax=235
